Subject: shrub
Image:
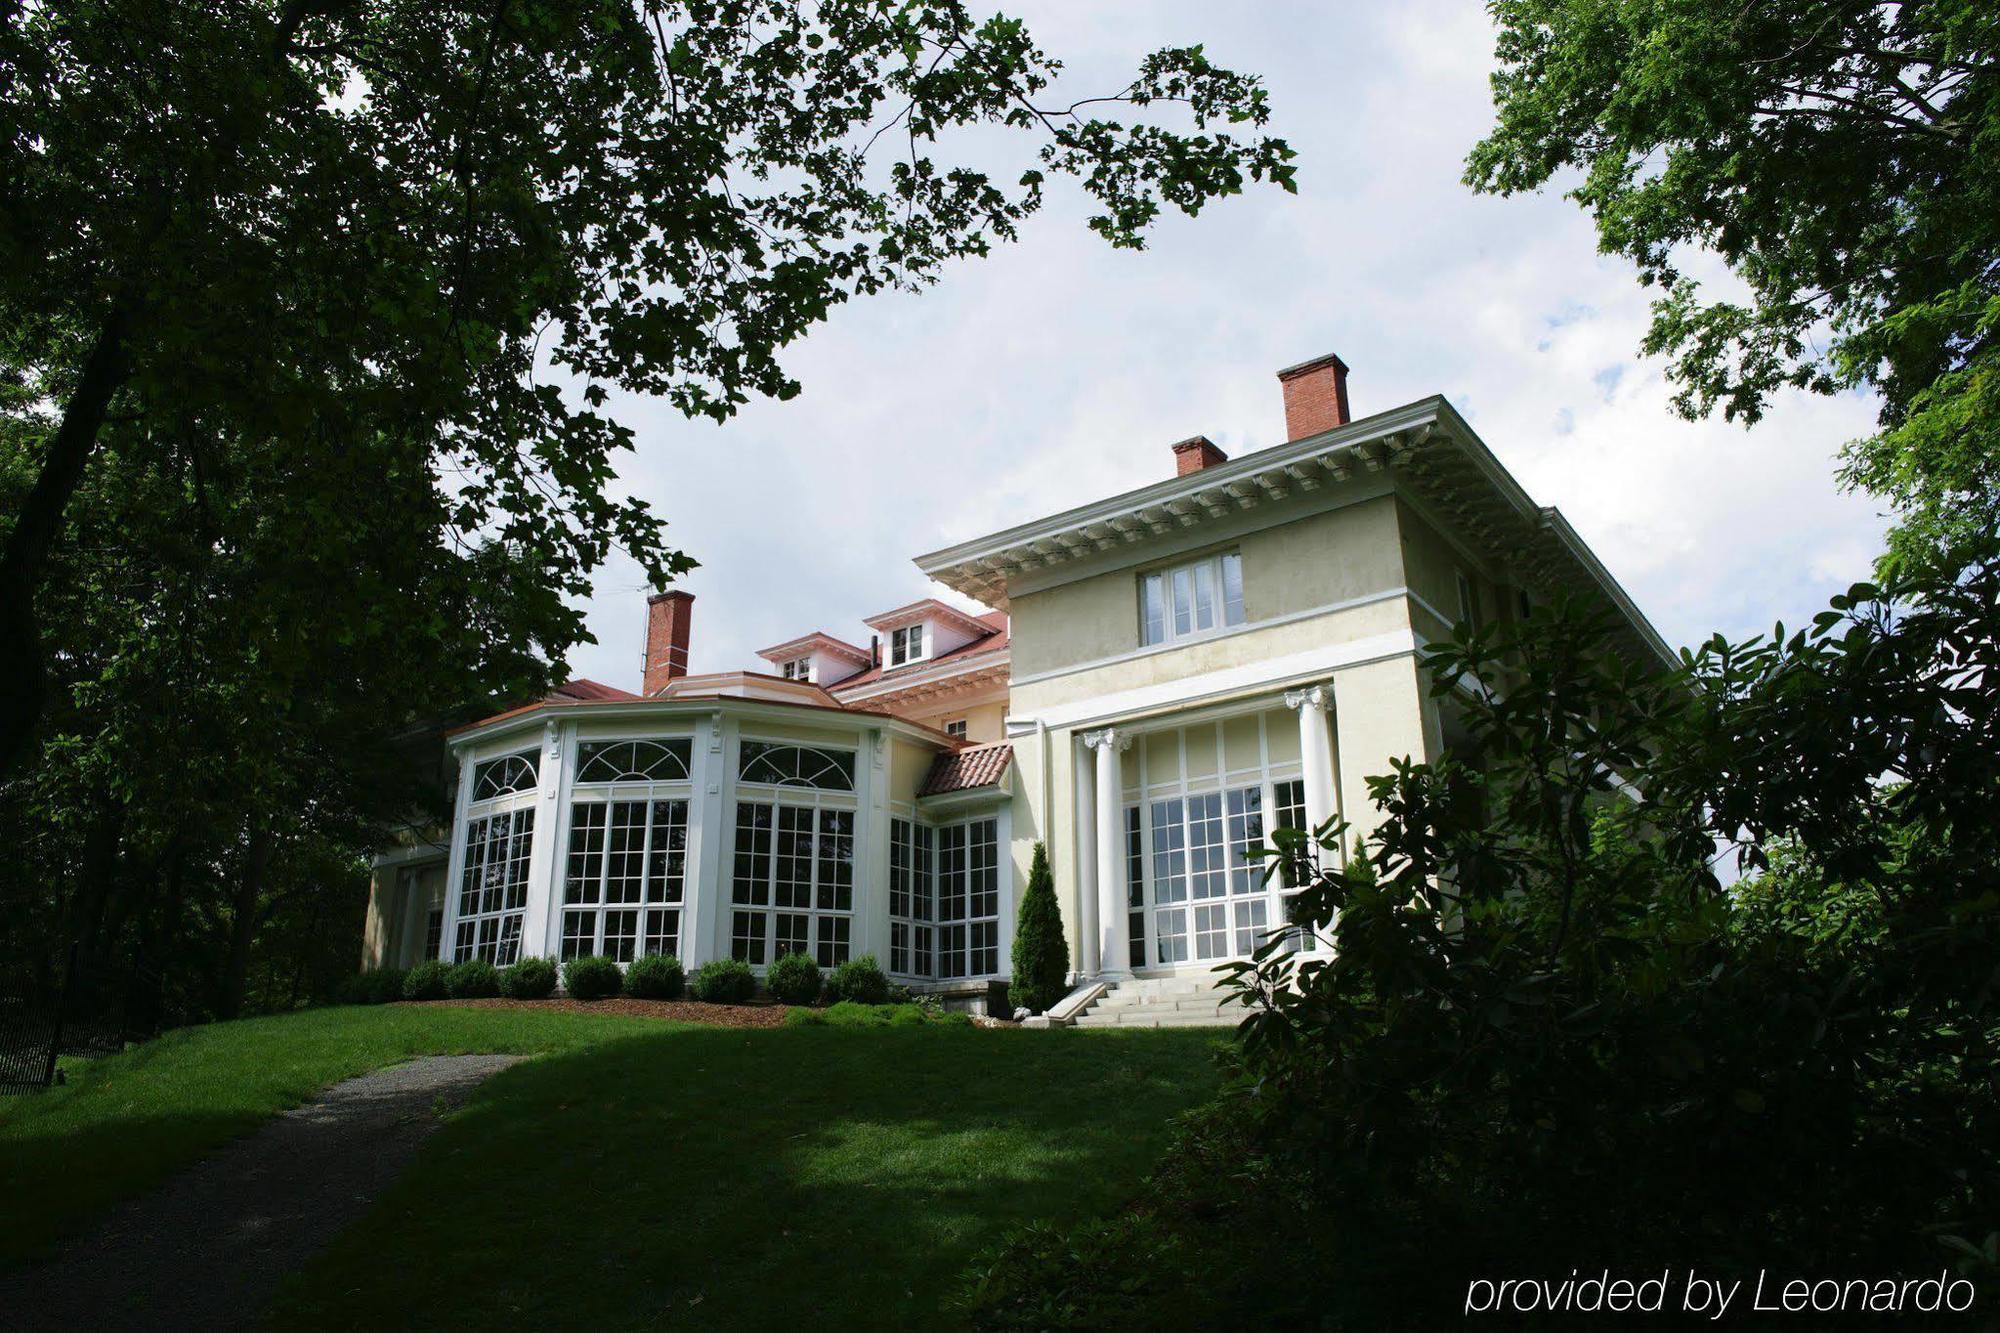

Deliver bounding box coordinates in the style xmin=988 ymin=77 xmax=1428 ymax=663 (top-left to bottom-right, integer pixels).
xmin=827 ymin=954 xmax=890 ymax=1005
xmin=1009 ymin=841 xmax=1068 ymax=1014
xmin=562 ymin=954 xmax=623 ymax=1001
xmin=887 ymin=982 xmax=914 ymax=1005
xmin=764 ymin=950 xmax=823 ymax=1006
xmin=690 ymin=957 xmax=757 ymax=1004
xmin=785 ymin=999 xmax=971 ymax=1029
xmin=446 ymin=958 xmax=501 ymax=999
xmin=401 ymin=959 xmax=451 ymax=1001
xmin=625 ymin=953 xmax=685 ymax=1000
xmin=501 ymin=955 xmax=558 ymax=1000
xmin=344 ymin=967 xmax=405 ymax=1005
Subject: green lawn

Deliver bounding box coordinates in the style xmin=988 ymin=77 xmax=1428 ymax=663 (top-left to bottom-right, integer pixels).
xmin=0 ymin=1006 xmax=1224 ymax=1328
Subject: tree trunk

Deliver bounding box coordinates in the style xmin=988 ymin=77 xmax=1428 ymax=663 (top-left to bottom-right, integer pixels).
xmin=219 ymin=828 xmax=276 ymax=1020
xmin=0 ymin=301 xmax=136 ymax=777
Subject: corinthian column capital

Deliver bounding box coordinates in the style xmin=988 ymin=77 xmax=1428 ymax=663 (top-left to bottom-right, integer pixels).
xmin=1284 ymin=683 xmax=1333 ymax=713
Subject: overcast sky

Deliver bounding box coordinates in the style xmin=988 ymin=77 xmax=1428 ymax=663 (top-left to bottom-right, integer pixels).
xmin=565 ymin=0 xmax=1886 ymax=690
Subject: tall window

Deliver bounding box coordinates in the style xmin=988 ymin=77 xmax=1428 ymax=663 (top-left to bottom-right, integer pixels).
xmin=731 ymin=803 xmax=854 ymax=966
xmin=1125 ymin=807 xmax=1147 ymax=970
xmin=455 ymin=807 xmax=533 ymax=965
xmin=936 ymin=817 xmax=1000 ymax=978
xmin=1456 ymin=569 xmax=1483 ymax=632
xmin=888 ymin=818 xmax=936 ymax=977
xmin=562 ymin=799 xmax=688 ymax=961
xmin=1140 ymin=552 xmax=1245 ymax=646
xmin=889 ymin=623 xmax=926 ymax=666
xmin=1271 ymin=778 xmax=1316 ymax=952
xmin=1146 ymin=784 xmax=1269 ymax=964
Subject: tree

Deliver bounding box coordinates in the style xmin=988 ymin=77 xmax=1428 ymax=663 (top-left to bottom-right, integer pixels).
xmin=1009 ymin=841 xmax=1067 ymax=1015
xmin=1466 ymin=0 xmax=2000 ymax=572
xmin=0 ymin=0 xmax=1295 ymax=774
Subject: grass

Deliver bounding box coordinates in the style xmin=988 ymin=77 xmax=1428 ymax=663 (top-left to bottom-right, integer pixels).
xmin=0 ymin=1004 xmax=668 ymax=1262
xmin=0 ymin=1005 xmax=1225 ymax=1328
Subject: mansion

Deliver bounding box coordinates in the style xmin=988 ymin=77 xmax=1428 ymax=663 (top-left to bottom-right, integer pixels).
xmin=362 ymin=354 xmax=1668 ymax=1020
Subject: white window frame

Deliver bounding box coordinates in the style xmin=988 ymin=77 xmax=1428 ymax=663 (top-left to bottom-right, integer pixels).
xmin=1456 ymin=569 xmax=1483 ymax=632
xmin=888 ymin=817 xmax=936 ymax=979
xmin=943 ymin=718 xmax=969 ymax=740
xmin=888 ymin=622 xmax=927 ymax=667
xmin=1124 ymin=713 xmax=1305 ymax=969
xmin=729 ymin=739 xmax=862 ymax=969
xmin=934 ymin=815 xmax=1001 ymax=980
xmin=453 ymin=785 xmax=537 ymax=966
xmin=779 ymin=657 xmax=813 ymax=682
xmin=1140 ymin=551 xmax=1245 ymax=647
xmin=560 ymin=794 xmax=691 ymax=963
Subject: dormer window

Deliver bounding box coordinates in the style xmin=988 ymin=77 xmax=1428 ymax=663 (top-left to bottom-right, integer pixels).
xmin=889 ymin=623 xmax=926 ymax=666
xmin=1140 ymin=551 xmax=1245 ymax=647
xmin=780 ymin=657 xmax=812 ymax=682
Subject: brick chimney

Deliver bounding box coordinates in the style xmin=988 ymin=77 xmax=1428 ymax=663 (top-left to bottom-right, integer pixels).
xmin=1171 ymin=435 xmax=1228 ymax=476
xmin=1278 ymin=353 xmax=1351 ymax=440
xmin=642 ymin=591 xmax=693 ymax=696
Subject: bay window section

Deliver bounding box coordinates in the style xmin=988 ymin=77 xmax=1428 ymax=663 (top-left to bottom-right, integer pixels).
xmin=454 ymin=749 xmax=540 ymax=965
xmin=731 ymin=802 xmax=855 ymax=966
xmin=455 ymin=807 xmax=533 ymax=965
xmin=1140 ymin=551 xmax=1245 ymax=647
xmin=888 ymin=818 xmax=935 ymax=979
xmin=936 ymin=817 xmax=1000 ymax=979
xmin=561 ymin=798 xmax=688 ymax=961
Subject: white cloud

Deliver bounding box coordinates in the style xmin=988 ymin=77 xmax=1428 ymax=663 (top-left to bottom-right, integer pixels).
xmin=564 ymin=0 xmax=1886 ymax=688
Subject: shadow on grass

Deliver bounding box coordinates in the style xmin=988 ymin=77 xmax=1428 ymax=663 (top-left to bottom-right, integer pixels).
xmin=270 ymin=1025 xmax=1224 ymax=1330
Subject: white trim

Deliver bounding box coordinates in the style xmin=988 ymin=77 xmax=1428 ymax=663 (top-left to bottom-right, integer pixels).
xmin=1009 ymin=586 xmax=1417 ymax=688
xmin=447 ymin=696 xmax=950 ymax=754
xmin=1032 ymin=629 xmax=1423 ymax=733
xmin=831 ymin=648 xmax=1009 ymax=702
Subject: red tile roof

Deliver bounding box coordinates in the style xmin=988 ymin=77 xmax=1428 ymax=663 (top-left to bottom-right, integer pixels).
xmin=830 ymin=612 xmax=1008 ymax=694
xmin=919 ymin=742 xmax=1013 ymax=797
xmin=549 ymin=678 xmax=640 ymax=703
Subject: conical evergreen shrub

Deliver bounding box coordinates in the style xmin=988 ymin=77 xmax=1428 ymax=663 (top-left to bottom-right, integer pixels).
xmin=1010 ymin=841 xmax=1069 ymax=1014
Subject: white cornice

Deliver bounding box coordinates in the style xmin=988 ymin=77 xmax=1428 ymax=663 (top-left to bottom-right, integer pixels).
xmin=447 ymin=696 xmax=953 ymax=753
xmin=831 ymin=648 xmax=1010 ymax=703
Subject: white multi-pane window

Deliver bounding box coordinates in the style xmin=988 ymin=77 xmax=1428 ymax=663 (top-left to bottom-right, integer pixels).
xmin=780 ymin=657 xmax=812 ymax=681
xmin=1122 ymin=711 xmax=1307 ymax=967
xmin=935 ymin=817 xmax=1000 ymax=979
xmin=454 ymin=751 xmax=540 ymax=965
xmin=1140 ymin=551 xmax=1245 ymax=646
xmin=944 ymin=718 xmax=969 ymax=740
xmin=561 ymin=799 xmax=688 ymax=961
xmin=730 ymin=738 xmax=859 ymax=967
xmin=888 ymin=818 xmax=936 ymax=978
xmin=1271 ymin=778 xmax=1317 ymax=952
xmin=889 ymin=623 xmax=925 ymax=666
xmin=561 ymin=737 xmax=694 ymax=962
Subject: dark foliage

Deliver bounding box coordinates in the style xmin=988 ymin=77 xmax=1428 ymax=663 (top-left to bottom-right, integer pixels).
xmin=689 ymin=957 xmax=757 ymax=1005
xmin=342 ymin=967 xmax=406 ymax=1006
xmin=623 ymin=953 xmax=685 ymax=1001
xmin=445 ymin=959 xmax=500 ymax=999
xmin=500 ymin=956 xmax=558 ymax=1000
xmin=561 ymin=955 xmax=623 ymax=1002
xmin=401 ymin=960 xmax=451 ymax=1002
xmin=764 ymin=950 xmax=823 ymax=1006
xmin=828 ymin=955 xmax=890 ymax=1006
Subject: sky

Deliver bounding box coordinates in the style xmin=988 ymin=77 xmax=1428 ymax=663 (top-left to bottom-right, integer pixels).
xmin=565 ymin=1 xmax=1887 ymax=690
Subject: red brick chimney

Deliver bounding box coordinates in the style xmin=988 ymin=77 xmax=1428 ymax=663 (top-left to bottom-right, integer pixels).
xmin=1172 ymin=435 xmax=1228 ymax=476
xmin=1278 ymin=353 xmax=1351 ymax=440
xmin=642 ymin=591 xmax=693 ymax=696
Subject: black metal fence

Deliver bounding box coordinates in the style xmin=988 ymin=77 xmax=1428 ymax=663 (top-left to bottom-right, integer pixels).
xmin=0 ymin=944 xmax=156 ymax=1093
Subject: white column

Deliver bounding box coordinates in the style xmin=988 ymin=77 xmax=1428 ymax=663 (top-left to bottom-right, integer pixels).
xmin=437 ymin=749 xmax=475 ymax=963
xmin=1085 ymin=727 xmax=1133 ymax=980
xmin=1072 ymin=737 xmax=1100 ymax=978
xmin=520 ymin=720 xmax=566 ymax=961
xmin=1285 ymin=684 xmax=1338 ymax=864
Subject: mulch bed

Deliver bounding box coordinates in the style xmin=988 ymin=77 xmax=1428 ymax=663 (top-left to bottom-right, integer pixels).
xmin=423 ymin=997 xmax=792 ymax=1028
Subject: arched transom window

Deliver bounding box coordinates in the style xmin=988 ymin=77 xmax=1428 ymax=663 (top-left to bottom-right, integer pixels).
xmin=576 ymin=738 xmax=692 ymax=784
xmin=738 ymin=741 xmax=855 ymax=791
xmin=472 ymin=751 xmax=539 ymax=801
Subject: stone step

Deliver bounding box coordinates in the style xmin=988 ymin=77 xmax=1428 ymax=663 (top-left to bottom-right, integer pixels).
xmin=1075 ymin=1008 xmax=1239 ymax=1029
xmin=1088 ymin=995 xmax=1235 ymax=1013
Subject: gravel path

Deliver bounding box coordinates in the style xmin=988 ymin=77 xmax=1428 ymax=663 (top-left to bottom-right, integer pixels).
xmin=0 ymin=1053 xmax=521 ymax=1331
